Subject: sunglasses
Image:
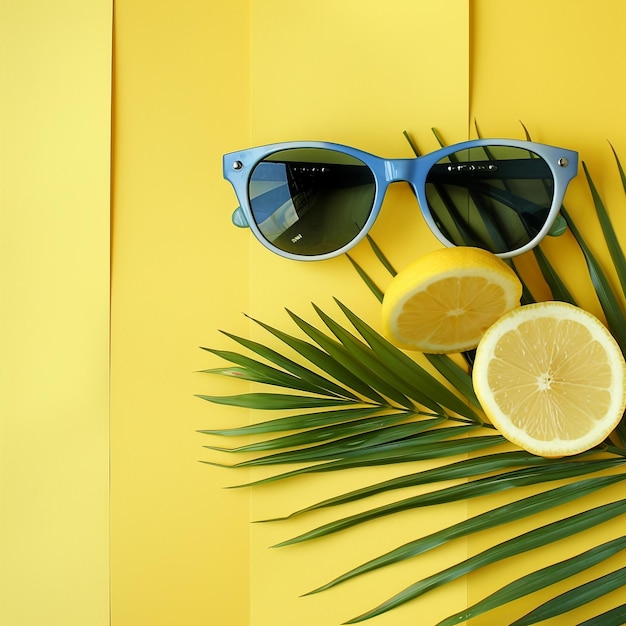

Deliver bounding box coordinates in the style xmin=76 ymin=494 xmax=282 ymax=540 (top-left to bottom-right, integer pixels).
xmin=223 ymin=138 xmax=578 ymax=261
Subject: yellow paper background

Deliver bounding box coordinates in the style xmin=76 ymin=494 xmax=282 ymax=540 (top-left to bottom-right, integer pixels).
xmin=3 ymin=1 xmax=626 ymax=625
xmin=0 ymin=1 xmax=112 ymax=624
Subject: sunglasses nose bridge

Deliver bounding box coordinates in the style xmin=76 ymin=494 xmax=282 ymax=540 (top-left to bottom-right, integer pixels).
xmin=384 ymin=158 xmax=418 ymax=185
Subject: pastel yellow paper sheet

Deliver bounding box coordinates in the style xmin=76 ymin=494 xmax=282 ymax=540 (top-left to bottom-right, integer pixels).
xmin=3 ymin=1 xmax=626 ymax=625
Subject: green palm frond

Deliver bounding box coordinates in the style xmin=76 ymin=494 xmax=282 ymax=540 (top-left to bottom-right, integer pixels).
xmin=199 ymin=128 xmax=626 ymax=624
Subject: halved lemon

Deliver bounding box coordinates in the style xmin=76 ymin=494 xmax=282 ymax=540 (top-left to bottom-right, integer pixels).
xmin=381 ymin=247 xmax=522 ymax=353
xmin=473 ymin=301 xmax=626 ymax=457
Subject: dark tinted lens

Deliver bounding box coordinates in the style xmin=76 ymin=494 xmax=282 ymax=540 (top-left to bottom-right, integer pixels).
xmin=425 ymin=145 xmax=555 ymax=254
xmin=248 ymin=148 xmax=376 ymax=256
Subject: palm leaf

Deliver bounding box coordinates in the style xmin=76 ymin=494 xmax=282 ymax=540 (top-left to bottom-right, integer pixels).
xmin=222 ymin=418 xmax=449 ymax=468
xmin=200 ymin=347 xmax=352 ymax=396
xmin=201 ymin=129 xmax=626 ymax=625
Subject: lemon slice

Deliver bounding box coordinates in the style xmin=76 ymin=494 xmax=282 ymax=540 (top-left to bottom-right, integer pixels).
xmin=473 ymin=301 xmax=626 ymax=457
xmin=381 ymin=247 xmax=522 ymax=353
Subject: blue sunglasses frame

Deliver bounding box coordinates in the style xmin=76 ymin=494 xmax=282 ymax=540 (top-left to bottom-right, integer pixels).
xmin=223 ymin=138 xmax=579 ymax=261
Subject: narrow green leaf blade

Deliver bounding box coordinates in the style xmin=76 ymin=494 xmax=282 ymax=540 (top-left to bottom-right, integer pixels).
xmin=562 ymin=207 xmax=626 ymax=353
xmin=366 ymin=235 xmax=398 ymax=276
xmin=609 ymin=141 xmax=626 ymax=192
xmin=201 ymin=347 xmax=346 ymax=396
xmin=276 ymin=459 xmax=624 ymax=547
xmin=345 ymin=498 xmax=626 ymax=623
xmin=424 ymin=353 xmax=479 ymax=408
xmin=236 ymin=418 xmax=449 ymax=468
xmin=310 ymin=304 xmax=425 ymax=411
xmin=346 ymin=254 xmax=384 ymax=302
xmin=231 ymin=432 xmax=503 ymax=487
xmin=218 ymin=330 xmax=361 ymax=400
xmin=531 ymin=245 xmax=578 ymax=305
xmin=198 ymin=406 xmax=388 ymax=437
xmin=402 ymin=129 xmax=421 ymax=156
xmin=249 ymin=316 xmax=391 ymax=405
xmin=286 ymin=308 xmax=416 ymax=409
xmin=288 ymin=451 xmax=558 ymax=518
xmin=579 ymin=603 xmax=626 ymax=626
xmin=582 ymin=160 xmax=626 ymax=298
xmin=196 ymin=392 xmax=357 ymax=410
xmin=312 ymin=473 xmax=626 ymax=595
xmin=206 ymin=411 xmax=421 ymax=454
xmin=511 ymin=563 xmax=626 ymax=626
xmin=440 ymin=535 xmax=626 ymax=626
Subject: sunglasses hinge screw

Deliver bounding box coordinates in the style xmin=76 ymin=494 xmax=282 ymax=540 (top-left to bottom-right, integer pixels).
xmin=558 ymin=157 xmax=569 ymax=167
xmin=232 ymin=160 xmax=243 ymax=170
